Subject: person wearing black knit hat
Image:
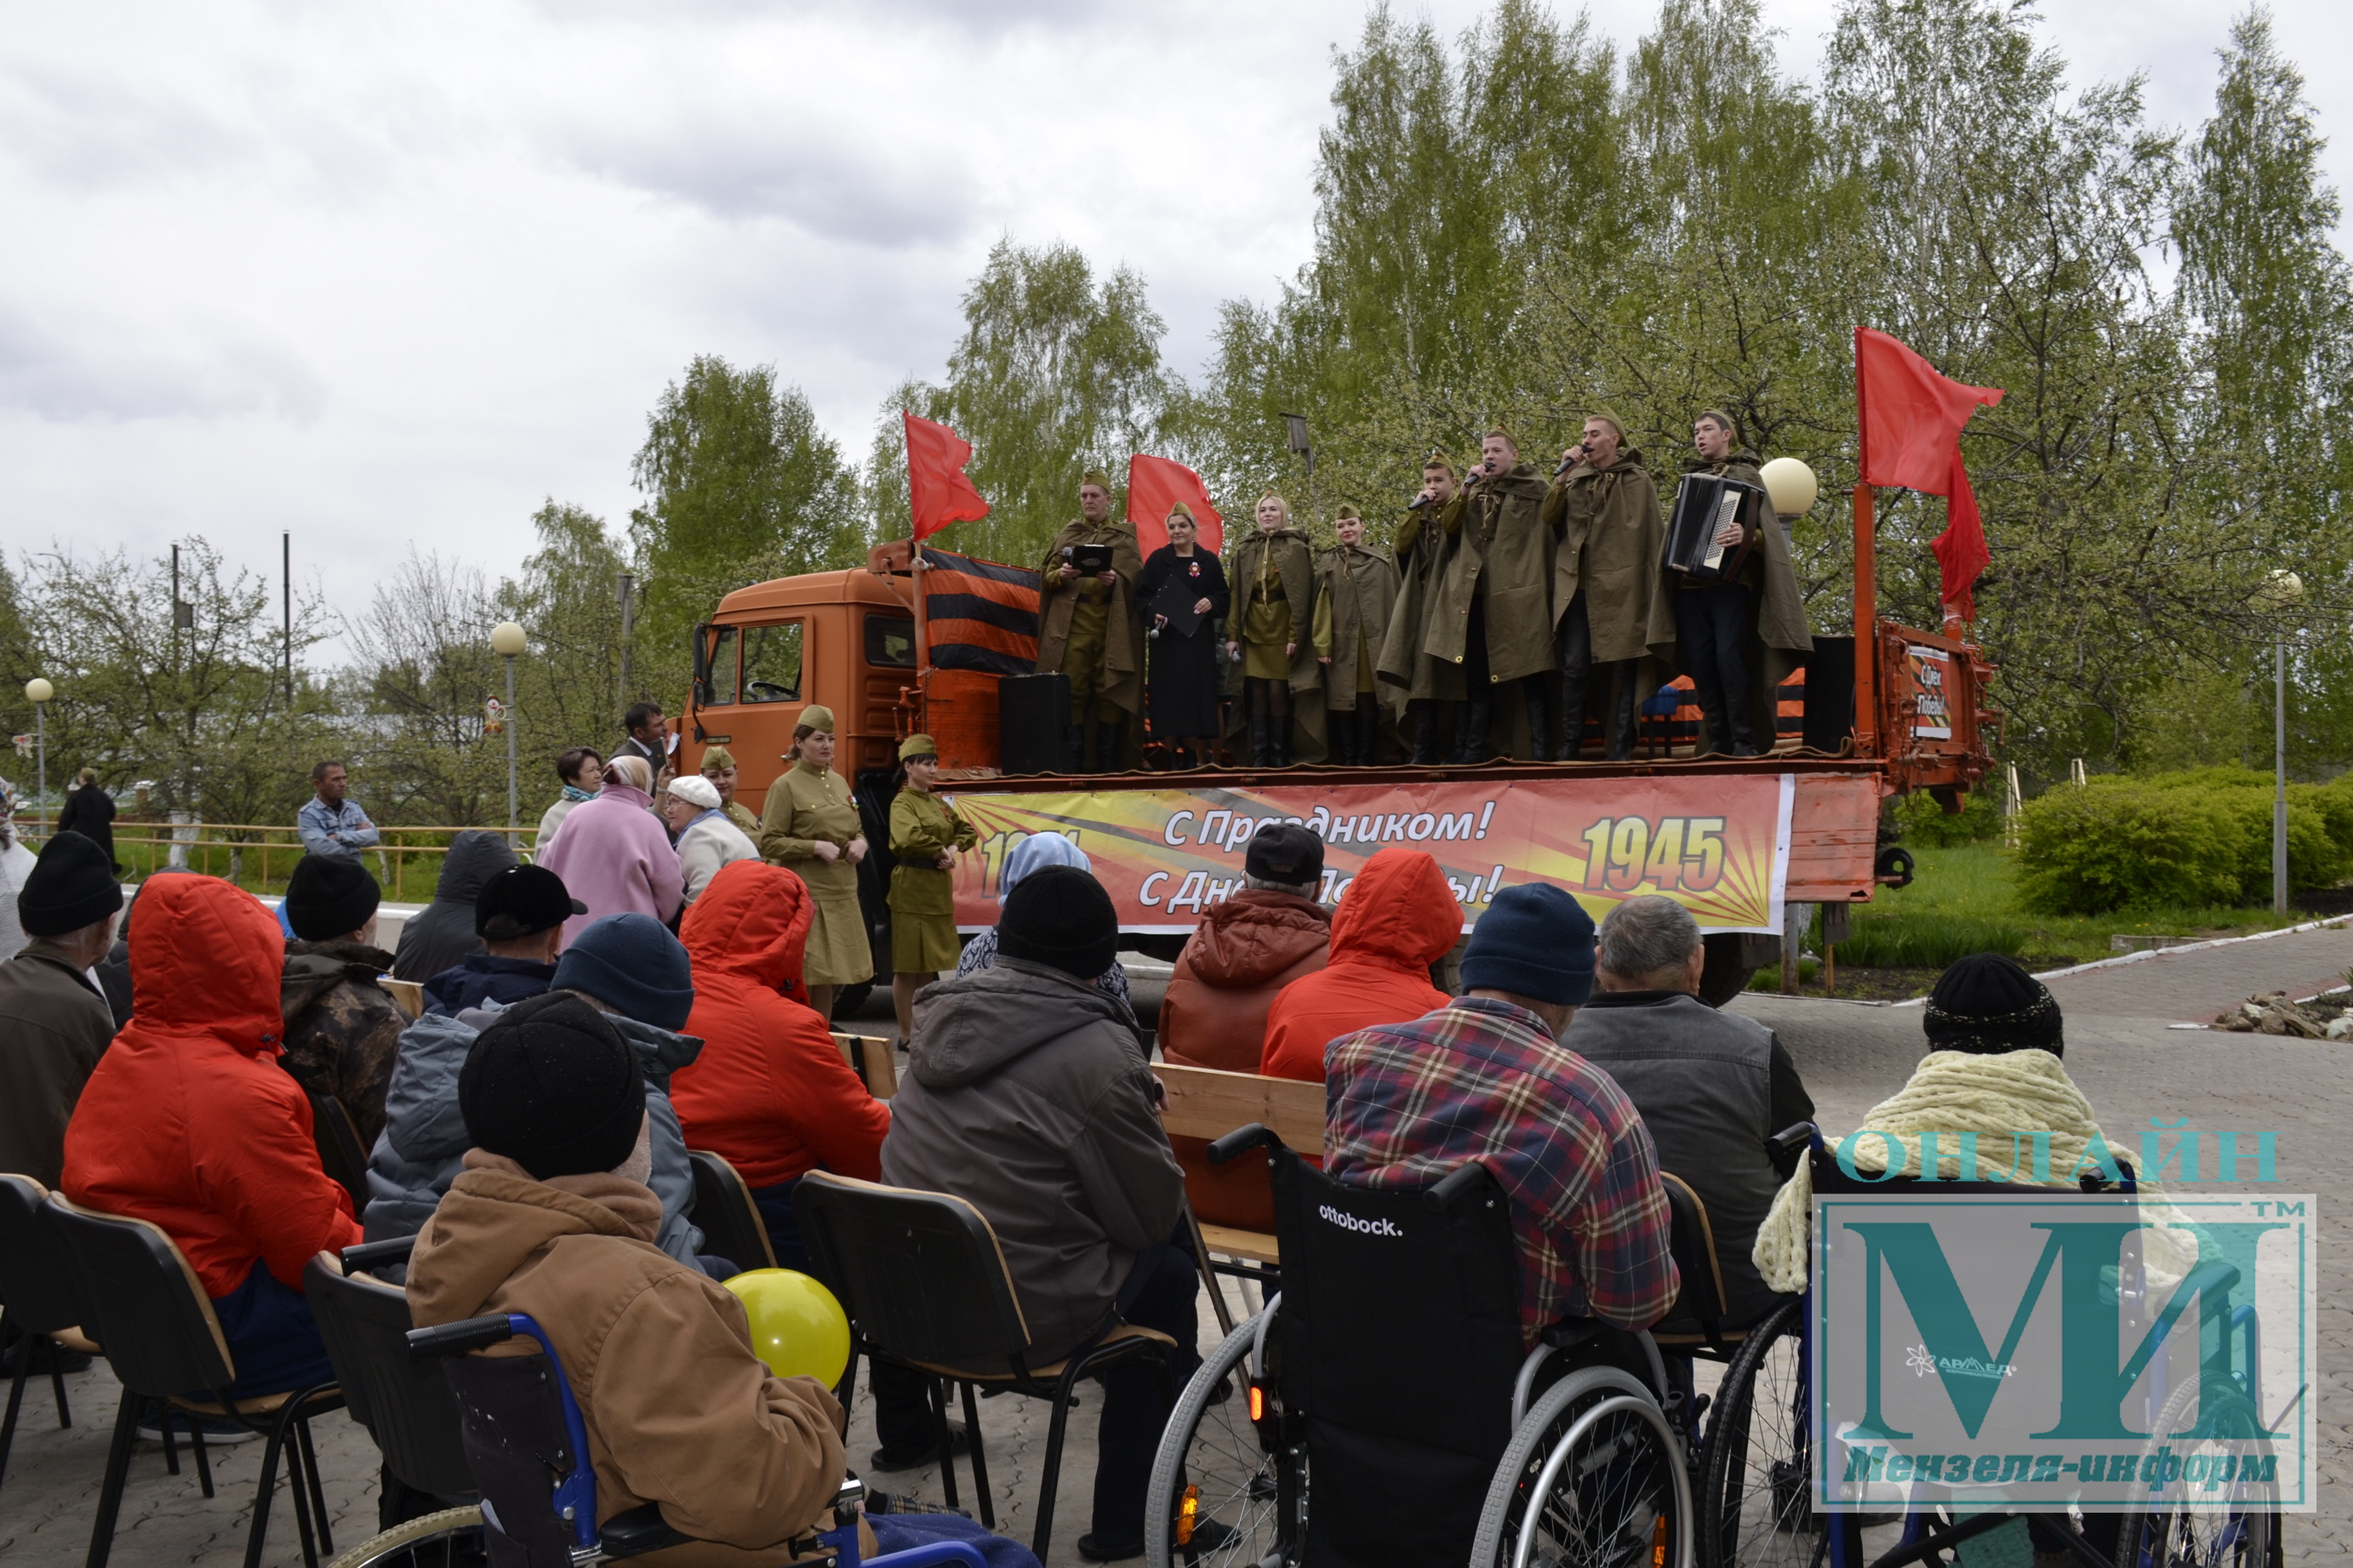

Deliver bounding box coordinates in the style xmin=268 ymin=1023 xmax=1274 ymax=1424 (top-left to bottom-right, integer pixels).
xmin=0 ymin=832 xmax=123 ymax=1186
xmin=279 ymin=853 xmax=407 ymax=1149
xmin=1922 ymin=951 xmax=2064 ymax=1058
xmin=884 ymin=864 xmax=1196 ymax=1558
xmin=459 ymin=992 xmax=647 ymax=1178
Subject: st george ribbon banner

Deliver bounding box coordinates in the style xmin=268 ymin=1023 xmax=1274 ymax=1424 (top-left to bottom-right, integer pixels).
xmin=947 ymin=773 xmax=1796 ymax=933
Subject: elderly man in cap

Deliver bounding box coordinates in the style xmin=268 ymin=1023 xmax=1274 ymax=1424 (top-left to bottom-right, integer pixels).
xmin=757 ymin=703 xmax=868 ymax=1022
xmin=421 ymin=864 xmax=585 ymax=1017
xmin=1568 ymin=895 xmax=1813 ymax=1331
xmin=1545 ymin=412 xmax=1667 ymax=761
xmin=0 ymin=832 xmax=122 ymax=1188
xmin=699 ymin=744 xmax=761 ymax=838
xmin=1324 ymin=882 xmax=1678 ymax=1344
xmin=280 ymin=854 xmax=406 ymax=1148
xmin=1038 ymin=469 xmax=1146 ymax=773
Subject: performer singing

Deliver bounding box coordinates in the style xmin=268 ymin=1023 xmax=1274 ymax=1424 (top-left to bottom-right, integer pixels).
xmin=1224 ymin=491 xmax=1321 ymax=767
xmin=1036 ymin=470 xmax=1145 ymax=773
xmin=1377 ymin=456 xmax=1466 ymax=763
xmin=1139 ymin=502 xmax=1230 ymax=768
xmin=1313 ymin=507 xmax=1401 ymax=765
xmin=1659 ymin=410 xmax=1813 ymax=755
xmin=1430 ymin=430 xmax=1556 ymax=763
xmin=1545 ymin=413 xmax=1668 ymax=761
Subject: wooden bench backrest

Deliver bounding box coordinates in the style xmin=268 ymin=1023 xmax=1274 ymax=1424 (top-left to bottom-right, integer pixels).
xmin=1153 ymin=1063 xmax=1325 ymax=1157
xmin=380 ymin=978 xmax=425 ymax=1021
xmin=833 ymin=1033 xmax=899 ymax=1100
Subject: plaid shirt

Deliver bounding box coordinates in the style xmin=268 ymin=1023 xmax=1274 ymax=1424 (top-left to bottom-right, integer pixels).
xmin=1325 ymin=996 xmax=1679 ymax=1345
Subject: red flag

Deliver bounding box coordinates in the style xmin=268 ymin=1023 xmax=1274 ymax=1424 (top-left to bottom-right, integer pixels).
xmin=1855 ymin=327 xmax=2003 ymax=620
xmin=904 ymin=412 xmax=990 ymax=541
xmin=1125 ymin=453 xmax=1224 ymax=556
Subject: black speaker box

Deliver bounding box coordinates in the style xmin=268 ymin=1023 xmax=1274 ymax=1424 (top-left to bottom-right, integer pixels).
xmin=998 ymin=673 xmax=1077 ymax=774
xmin=1802 ymin=635 xmax=1856 ymax=754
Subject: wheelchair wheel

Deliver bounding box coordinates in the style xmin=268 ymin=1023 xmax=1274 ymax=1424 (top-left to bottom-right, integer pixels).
xmin=1698 ymin=1300 xmax=1815 ymax=1568
xmin=2114 ymin=1379 xmax=2279 ymax=1568
xmin=324 ymin=1506 xmax=485 ymax=1568
xmin=1471 ymin=1366 xmax=1693 ymax=1568
xmin=1145 ymin=1311 xmax=1300 ymax=1568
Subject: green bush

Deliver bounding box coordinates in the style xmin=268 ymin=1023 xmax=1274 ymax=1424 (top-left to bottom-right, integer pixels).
xmin=1888 ymin=786 xmax=2003 ymax=847
xmin=2017 ymin=774 xmax=2344 ymax=915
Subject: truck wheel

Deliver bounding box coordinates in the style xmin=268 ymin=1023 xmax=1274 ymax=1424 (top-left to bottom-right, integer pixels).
xmin=1697 ymin=933 xmax=1750 ymax=1008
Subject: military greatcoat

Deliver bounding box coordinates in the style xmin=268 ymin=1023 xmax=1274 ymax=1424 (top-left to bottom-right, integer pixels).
xmin=1545 ymin=447 xmax=1675 ymax=664
xmin=1035 ymin=518 xmax=1146 ymax=715
xmin=1427 ymin=463 xmax=1556 ymax=685
xmin=1312 ymin=543 xmax=1401 ymax=712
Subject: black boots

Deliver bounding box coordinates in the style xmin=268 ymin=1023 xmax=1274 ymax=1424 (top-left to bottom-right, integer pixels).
xmin=1606 ymin=677 xmax=1638 ymax=761
xmin=1408 ymin=701 xmax=1441 ymax=765
xmin=1248 ymin=712 xmax=1273 ymax=767
xmin=1523 ymin=683 xmax=1551 ymax=765
xmin=1355 ymin=704 xmax=1383 ymax=765
xmin=1083 ymin=717 xmax=1124 ymax=773
xmin=1448 ymin=697 xmax=1493 ymax=765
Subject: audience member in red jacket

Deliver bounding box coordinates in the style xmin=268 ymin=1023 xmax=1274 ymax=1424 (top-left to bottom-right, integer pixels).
xmin=674 ymin=858 xmax=889 ymax=1268
xmin=1261 ymin=847 xmax=1461 ymax=1082
xmin=63 ymin=875 xmax=362 ymax=1398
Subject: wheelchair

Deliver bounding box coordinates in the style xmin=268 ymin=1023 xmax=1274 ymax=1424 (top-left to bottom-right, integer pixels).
xmin=1145 ymin=1124 xmax=1694 ymax=1568
xmin=318 ymin=1303 xmax=990 ymax=1568
xmin=1693 ymin=1124 xmax=2282 ymax=1568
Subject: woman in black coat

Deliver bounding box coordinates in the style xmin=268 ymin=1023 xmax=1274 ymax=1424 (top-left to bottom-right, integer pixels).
xmin=56 ymin=770 xmax=117 ymax=872
xmin=1138 ymin=503 xmax=1231 ymax=768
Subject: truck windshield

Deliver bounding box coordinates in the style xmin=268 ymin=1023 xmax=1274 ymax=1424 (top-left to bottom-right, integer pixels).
xmin=741 ymin=621 xmax=803 ymax=703
xmin=866 ymin=614 xmax=916 ymax=668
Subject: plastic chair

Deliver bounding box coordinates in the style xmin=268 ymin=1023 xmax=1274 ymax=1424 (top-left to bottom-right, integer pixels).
xmin=686 ymin=1149 xmax=777 ymax=1274
xmin=303 ymin=1236 xmax=475 ymax=1500
xmin=306 ymin=1091 xmax=371 ymax=1214
xmin=0 ymin=1173 xmax=102 ymax=1497
xmin=794 ymin=1171 xmax=1176 ymax=1562
xmin=46 ymin=1195 xmax=344 ymax=1568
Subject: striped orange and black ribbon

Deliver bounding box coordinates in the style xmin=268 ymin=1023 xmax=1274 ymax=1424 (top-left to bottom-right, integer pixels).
xmin=921 ymin=546 xmax=1040 ymax=677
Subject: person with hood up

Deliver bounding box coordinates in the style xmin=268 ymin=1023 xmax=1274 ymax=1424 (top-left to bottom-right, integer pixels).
xmin=404 ymin=991 xmax=858 ymax=1564
xmin=536 ymin=746 xmax=603 ymax=851
xmin=883 ymin=865 xmax=1193 ymax=1563
xmin=280 ymin=853 xmax=407 ymax=1149
xmin=956 ymin=830 xmax=1134 ymax=1017
xmin=699 ymin=745 xmax=762 ymax=839
xmin=664 ymin=773 xmax=757 ymax=905
xmin=1261 ymin=847 xmax=1459 ymax=1082
xmin=421 ymin=864 xmax=583 ymax=1017
xmin=539 ymin=755 xmax=683 ymax=945
xmin=365 ymin=911 xmax=705 ymax=1269
xmin=0 ymin=831 xmax=123 ymax=1187
xmin=1222 ymin=490 xmax=1322 ymax=767
xmin=391 ymin=830 xmax=519 ymax=983
xmin=63 ymin=875 xmax=361 ymax=1398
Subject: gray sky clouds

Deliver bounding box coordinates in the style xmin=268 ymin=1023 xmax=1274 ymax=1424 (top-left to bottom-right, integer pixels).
xmin=3 ymin=0 xmax=2346 ymax=658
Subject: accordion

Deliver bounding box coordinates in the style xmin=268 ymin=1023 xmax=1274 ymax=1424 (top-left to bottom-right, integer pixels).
xmin=1664 ymin=474 xmax=1766 ymax=582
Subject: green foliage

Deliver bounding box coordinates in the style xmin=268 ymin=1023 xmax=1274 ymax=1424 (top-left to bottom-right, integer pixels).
xmin=1888 ymin=786 xmax=2002 ymax=847
xmin=2014 ymin=773 xmax=2344 ymax=914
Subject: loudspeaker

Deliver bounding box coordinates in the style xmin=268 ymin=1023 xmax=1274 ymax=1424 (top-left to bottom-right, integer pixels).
xmin=1802 ymin=636 xmax=1855 ymax=755
xmin=999 ymin=673 xmax=1077 ymax=774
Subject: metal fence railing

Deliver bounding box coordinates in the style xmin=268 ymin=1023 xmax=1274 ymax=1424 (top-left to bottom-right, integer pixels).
xmin=71 ymin=820 xmax=537 ymax=904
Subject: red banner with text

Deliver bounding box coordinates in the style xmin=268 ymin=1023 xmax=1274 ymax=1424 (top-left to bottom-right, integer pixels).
xmin=948 ymin=774 xmax=1795 ymax=933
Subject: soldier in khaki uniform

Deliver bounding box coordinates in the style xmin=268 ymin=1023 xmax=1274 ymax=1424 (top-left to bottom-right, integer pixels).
xmin=1378 ymin=456 xmax=1468 ymax=763
xmin=1545 ymin=412 xmax=1671 ymax=761
xmin=756 ymin=704 xmax=870 ymax=1020
xmin=886 ymin=733 xmax=976 ymax=1046
xmin=1430 ymin=430 xmax=1556 ymax=763
xmin=1313 ymin=507 xmax=1402 ymax=765
xmin=1036 ymin=470 xmax=1145 ymax=773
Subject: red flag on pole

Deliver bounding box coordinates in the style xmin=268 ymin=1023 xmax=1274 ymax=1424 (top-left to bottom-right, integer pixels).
xmin=904 ymin=412 xmax=990 ymax=540
xmin=1855 ymin=327 xmax=2003 ymax=621
xmin=1125 ymin=454 xmax=1224 ymax=556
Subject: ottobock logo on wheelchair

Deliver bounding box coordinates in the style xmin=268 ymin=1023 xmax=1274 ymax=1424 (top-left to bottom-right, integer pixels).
xmin=1813 ymin=1183 xmax=2314 ymax=1515
xmin=1316 ymin=1203 xmax=1403 ymax=1237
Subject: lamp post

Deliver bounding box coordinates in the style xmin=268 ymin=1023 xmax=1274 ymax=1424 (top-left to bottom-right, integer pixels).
xmin=1757 ymin=461 xmax=1820 ymax=993
xmin=23 ymin=678 xmax=51 ymax=841
xmin=2259 ymin=571 xmax=2304 ymax=914
xmin=491 ymin=622 xmax=527 ymax=846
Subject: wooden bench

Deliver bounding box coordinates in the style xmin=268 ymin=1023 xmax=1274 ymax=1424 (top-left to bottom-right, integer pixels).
xmin=832 ymin=1032 xmax=899 ymax=1099
xmin=1153 ymin=1063 xmax=1323 ymax=1311
xmin=379 ymin=978 xmax=425 ymax=1021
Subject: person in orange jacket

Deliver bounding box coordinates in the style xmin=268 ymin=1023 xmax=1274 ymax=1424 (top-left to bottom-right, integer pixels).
xmin=1260 ymin=846 xmax=1464 ymax=1083
xmin=63 ymin=874 xmax=363 ymax=1399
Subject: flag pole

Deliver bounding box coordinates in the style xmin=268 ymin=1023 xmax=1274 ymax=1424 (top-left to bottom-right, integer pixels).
xmin=1853 ymin=482 xmax=1878 ymax=759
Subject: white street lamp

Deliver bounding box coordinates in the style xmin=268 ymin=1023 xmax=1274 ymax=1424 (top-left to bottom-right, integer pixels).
xmin=2257 ymin=571 xmax=2304 ymax=913
xmin=23 ymin=677 xmax=51 ymax=839
xmin=491 ymin=623 xmax=527 ymax=845
xmin=1759 ymin=457 xmax=1819 ymax=520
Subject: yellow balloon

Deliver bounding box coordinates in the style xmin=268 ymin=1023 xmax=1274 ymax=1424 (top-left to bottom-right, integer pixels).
xmin=722 ymin=1269 xmax=852 ymax=1386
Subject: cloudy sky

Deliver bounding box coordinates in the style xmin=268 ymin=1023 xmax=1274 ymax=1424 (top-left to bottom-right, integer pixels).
xmin=3 ymin=0 xmax=2346 ymax=660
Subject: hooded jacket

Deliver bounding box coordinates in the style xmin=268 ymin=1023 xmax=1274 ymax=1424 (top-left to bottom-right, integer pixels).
xmin=391 ymin=831 xmax=519 ymax=984
xmin=676 ymin=862 xmax=889 ymax=1189
xmin=363 ymin=1000 xmax=707 ymax=1265
xmin=407 ymin=1150 xmax=847 ymax=1564
xmin=280 ymin=938 xmax=407 ymax=1149
xmin=1430 ymin=462 xmax=1556 ymax=683
xmin=1262 ymin=847 xmax=1459 ymax=1082
xmin=882 ymin=959 xmax=1185 ymax=1359
xmin=1158 ymin=889 xmax=1330 ymax=1075
xmin=62 ymin=875 xmax=361 ymax=1297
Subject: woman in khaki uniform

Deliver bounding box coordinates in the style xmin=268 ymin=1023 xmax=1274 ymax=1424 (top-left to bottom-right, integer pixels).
xmin=756 ymin=704 xmax=871 ymax=1021
xmin=886 ymin=733 xmax=978 ymax=1046
xmin=697 ymin=744 xmax=762 ymax=839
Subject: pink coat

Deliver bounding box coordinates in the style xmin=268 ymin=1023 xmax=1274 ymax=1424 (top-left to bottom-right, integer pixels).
xmin=537 ymin=782 xmax=683 ymax=946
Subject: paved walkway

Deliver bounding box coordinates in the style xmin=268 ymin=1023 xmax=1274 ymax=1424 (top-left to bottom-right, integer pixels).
xmin=5 ymin=931 xmax=2341 ymax=1564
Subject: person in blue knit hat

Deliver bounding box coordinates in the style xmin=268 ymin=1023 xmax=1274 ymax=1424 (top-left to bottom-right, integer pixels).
xmin=1322 ymin=881 xmax=1680 ymax=1346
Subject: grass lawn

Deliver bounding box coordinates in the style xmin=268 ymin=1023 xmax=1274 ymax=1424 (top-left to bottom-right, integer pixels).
xmin=1831 ymin=844 xmax=2310 ymax=971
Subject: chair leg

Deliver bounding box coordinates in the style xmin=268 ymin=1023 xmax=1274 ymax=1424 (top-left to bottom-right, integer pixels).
xmin=242 ymin=1410 xmax=294 ymax=1568
xmin=159 ymin=1405 xmax=180 ymax=1475
xmin=84 ymin=1387 xmax=142 ymax=1568
xmin=1030 ymin=1358 xmax=1094 ymax=1564
xmin=958 ymin=1381 xmax=995 ymax=1531
xmin=0 ymin=1358 xmax=27 ymax=1497
xmin=189 ymin=1417 xmax=214 ymax=1499
xmin=50 ymin=1348 xmax=72 ymax=1428
xmin=282 ymin=1419 xmax=320 ymax=1568
xmin=927 ymin=1377 xmax=959 ymax=1513
xmin=298 ymin=1416 xmax=334 ymax=1561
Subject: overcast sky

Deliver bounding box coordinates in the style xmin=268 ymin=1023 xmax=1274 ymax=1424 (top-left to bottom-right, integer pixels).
xmin=3 ymin=0 xmax=2347 ymax=662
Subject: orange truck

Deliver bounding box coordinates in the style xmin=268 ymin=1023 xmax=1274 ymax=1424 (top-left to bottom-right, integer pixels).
xmin=681 ymin=520 xmax=1993 ymax=1013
